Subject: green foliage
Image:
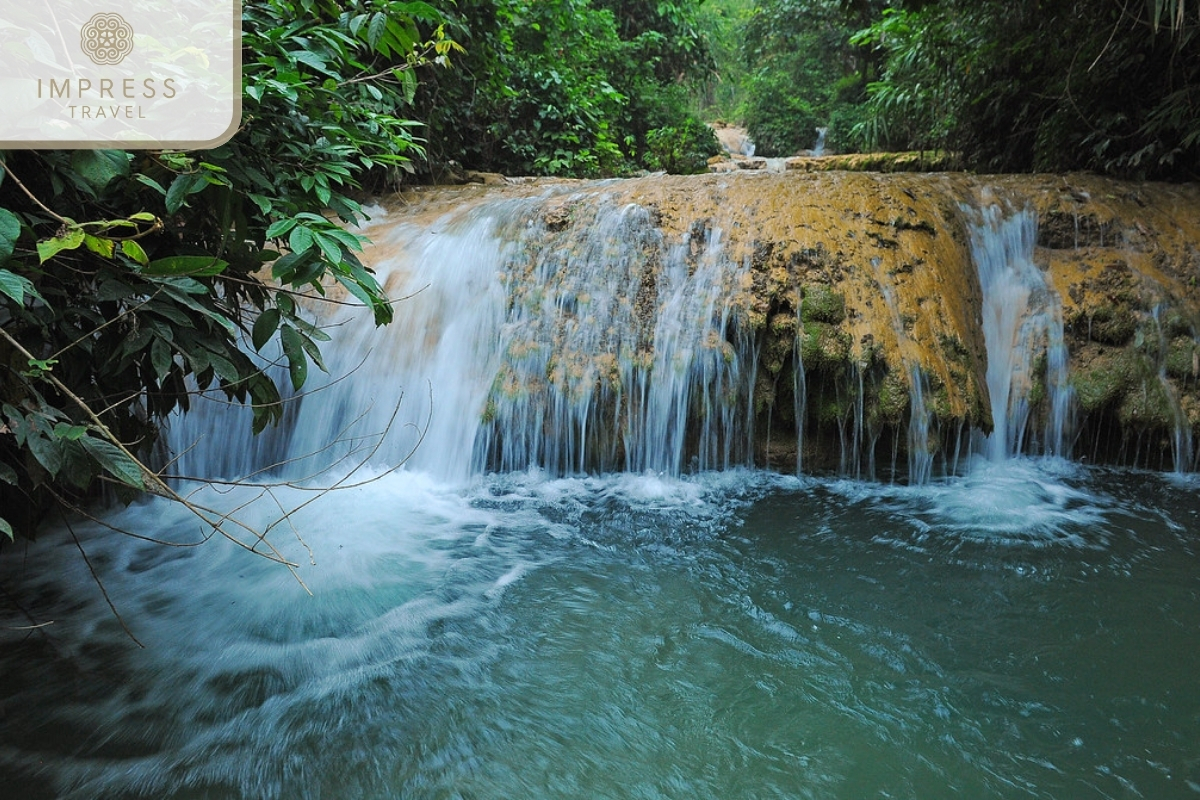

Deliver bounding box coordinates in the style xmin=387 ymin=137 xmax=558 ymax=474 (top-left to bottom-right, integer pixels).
xmin=691 ymin=0 xmax=756 ymax=120
xmin=0 ymin=0 xmax=458 ymax=539
xmin=643 ymin=117 xmax=722 ymax=174
xmin=415 ymin=0 xmax=712 ymax=177
xmin=856 ymin=0 xmax=1200 ymax=179
xmin=738 ymin=0 xmax=881 ymax=156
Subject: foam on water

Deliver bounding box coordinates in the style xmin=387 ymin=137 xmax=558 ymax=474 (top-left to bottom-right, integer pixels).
xmin=0 ymin=470 xmax=555 ymax=798
xmin=828 ymin=456 xmax=1112 ymax=547
xmin=0 ymin=467 xmax=789 ymax=798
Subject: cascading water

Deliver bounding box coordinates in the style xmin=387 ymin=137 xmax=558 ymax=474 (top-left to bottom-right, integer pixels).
xmin=812 ymin=126 xmax=828 ymax=157
xmin=478 ymin=199 xmax=754 ymax=475
xmin=168 ymin=187 xmax=1090 ymax=490
xmin=170 ymin=189 xmax=756 ymax=485
xmin=870 ymin=257 xmax=934 ymax=484
xmin=169 ymin=198 xmax=522 ymax=484
xmin=967 ymin=201 xmax=1074 ymax=461
xmin=1150 ymin=304 xmax=1194 ymax=473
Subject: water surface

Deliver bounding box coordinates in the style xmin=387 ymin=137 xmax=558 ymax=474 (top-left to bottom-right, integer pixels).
xmin=2 ymin=460 xmax=1198 ymax=799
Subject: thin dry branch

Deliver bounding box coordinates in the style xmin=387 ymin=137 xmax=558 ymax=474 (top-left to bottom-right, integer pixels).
xmin=61 ymin=511 xmax=144 ymax=648
xmin=0 ymin=326 xmax=306 ymax=579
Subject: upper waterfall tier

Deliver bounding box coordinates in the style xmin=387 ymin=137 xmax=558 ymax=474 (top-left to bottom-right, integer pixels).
xmin=168 ymin=171 xmax=1200 ymax=482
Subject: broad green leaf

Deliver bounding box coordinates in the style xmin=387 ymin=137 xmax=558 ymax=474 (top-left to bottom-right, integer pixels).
xmin=51 ymin=423 xmax=88 ymax=441
xmin=121 ymin=239 xmax=149 ymax=266
xmin=322 ymin=227 xmax=364 ymax=251
xmin=247 ymin=194 xmax=273 ymax=215
xmin=129 ymin=211 xmax=157 ymax=223
xmin=150 ymin=336 xmax=173 ymax=380
xmin=79 ymin=436 xmax=145 ymax=490
xmin=335 ymin=272 xmax=375 ymax=308
xmin=280 ymin=325 xmax=308 ymax=389
xmin=60 ymin=442 xmax=97 ymax=491
xmin=204 ymin=350 xmax=241 ymax=383
xmin=143 ymin=300 xmax=193 ymax=327
xmin=155 ymin=286 xmax=236 ymax=335
xmin=292 ymin=50 xmax=333 ymax=76
xmin=165 ymin=173 xmax=207 ymax=214
xmin=0 ymin=268 xmax=32 ymax=304
xmin=367 ymin=12 xmax=388 ymax=49
xmin=265 ymin=217 xmax=297 ymax=239
xmin=0 ymin=461 xmax=17 ymax=484
xmin=276 ymin=292 xmax=295 ymax=316
xmin=394 ymin=1 xmax=445 ymax=23
xmin=96 ymin=277 xmax=135 ymax=301
xmin=299 ymin=330 xmax=328 ymax=372
xmin=0 ymin=516 xmax=11 ymax=541
xmin=292 ymin=314 xmax=332 ymax=342
xmin=158 ymin=276 xmax=208 ymax=295
xmin=82 ymin=234 xmax=115 ymax=258
xmin=251 ymin=307 xmax=281 ymax=351
xmin=312 ymin=231 xmax=341 ymax=264
xmin=36 ymin=227 xmax=86 ymax=263
xmin=402 ymin=68 xmax=417 ymax=106
xmin=0 ymin=208 xmax=20 ymax=260
xmin=70 ymin=150 xmax=131 ymax=195
xmin=288 ymin=225 xmax=315 ymax=255
xmin=270 ymin=251 xmax=306 ymax=282
xmin=143 ymin=255 xmax=228 ymax=277
xmin=27 ymin=431 xmax=63 ymax=476
xmin=135 ymin=174 xmax=168 ymax=195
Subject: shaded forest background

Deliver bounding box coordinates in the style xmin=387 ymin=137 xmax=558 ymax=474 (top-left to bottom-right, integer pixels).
xmin=0 ymin=0 xmax=1197 ymax=541
xmin=414 ymin=0 xmax=1199 ymax=180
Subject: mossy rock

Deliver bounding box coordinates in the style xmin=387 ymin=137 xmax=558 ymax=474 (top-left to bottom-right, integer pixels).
xmin=876 ymin=369 xmax=911 ymax=425
xmin=1165 ymin=337 xmax=1198 ymax=381
xmin=800 ymin=285 xmax=846 ymax=325
xmin=799 ymin=320 xmax=852 ymax=371
xmin=1070 ymin=350 xmax=1141 ymax=412
xmin=1037 ymin=209 xmax=1112 ymax=249
xmin=762 ymin=318 xmax=795 ymax=375
xmin=811 ymin=390 xmax=850 ymax=425
xmin=1118 ymin=378 xmax=1175 ymax=428
xmin=1163 ymin=311 xmax=1194 ymax=339
xmin=1080 ymin=305 xmax=1138 ymax=346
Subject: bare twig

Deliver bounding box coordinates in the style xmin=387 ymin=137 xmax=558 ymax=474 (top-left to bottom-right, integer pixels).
xmin=61 ymin=511 xmax=144 ymax=648
xmin=0 ymin=325 xmax=305 ymax=578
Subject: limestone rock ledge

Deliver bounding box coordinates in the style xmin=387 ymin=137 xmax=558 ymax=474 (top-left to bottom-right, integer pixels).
xmin=385 ymin=171 xmax=1200 ymax=474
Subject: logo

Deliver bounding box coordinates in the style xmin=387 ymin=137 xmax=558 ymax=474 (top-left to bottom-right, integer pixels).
xmin=80 ymin=13 xmax=134 ymax=66
xmin=2 ymin=0 xmax=240 ymax=148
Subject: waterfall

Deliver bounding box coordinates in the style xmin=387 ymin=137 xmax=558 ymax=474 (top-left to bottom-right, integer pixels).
xmin=870 ymin=256 xmax=934 ymax=483
xmin=166 ymin=179 xmax=1193 ymax=488
xmin=812 ymin=127 xmax=828 ymax=157
xmin=967 ymin=202 xmax=1074 ymax=461
xmin=168 ymin=198 xmax=524 ymax=484
xmin=167 ymin=190 xmax=755 ymax=483
xmin=478 ymin=200 xmax=753 ymax=475
xmin=1150 ymin=304 xmax=1194 ymax=473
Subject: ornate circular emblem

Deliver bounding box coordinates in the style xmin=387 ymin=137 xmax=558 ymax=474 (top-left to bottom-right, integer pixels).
xmin=80 ymin=13 xmax=134 ymax=66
